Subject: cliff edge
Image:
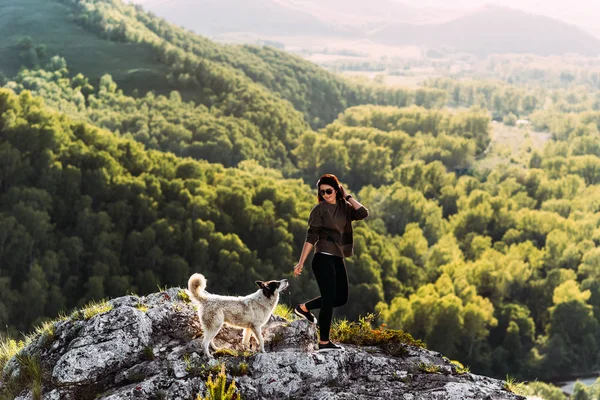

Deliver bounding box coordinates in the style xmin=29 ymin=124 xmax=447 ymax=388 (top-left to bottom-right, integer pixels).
xmin=1 ymin=287 xmax=526 ymax=400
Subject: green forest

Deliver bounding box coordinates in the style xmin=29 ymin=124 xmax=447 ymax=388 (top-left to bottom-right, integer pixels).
xmin=3 ymin=0 xmax=600 ymax=391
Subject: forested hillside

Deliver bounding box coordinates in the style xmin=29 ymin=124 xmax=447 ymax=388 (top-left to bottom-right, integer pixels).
xmin=0 ymin=0 xmax=448 ymax=131
xmin=4 ymin=63 xmax=465 ymax=177
xmin=3 ymin=0 xmax=600 ymax=388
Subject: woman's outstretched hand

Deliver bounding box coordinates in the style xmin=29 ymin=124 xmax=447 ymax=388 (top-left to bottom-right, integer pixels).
xmin=293 ymin=262 xmax=303 ymax=276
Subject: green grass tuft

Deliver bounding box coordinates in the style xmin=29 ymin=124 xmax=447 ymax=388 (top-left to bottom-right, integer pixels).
xmin=81 ymin=299 xmax=113 ymax=320
xmin=213 ymin=348 xmax=239 ymax=358
xmin=196 ymin=364 xmax=240 ymax=400
xmin=211 ymin=348 xmax=254 ymax=359
xmin=185 ymin=355 xmax=222 ymax=378
xmin=504 ymin=374 xmax=527 ymax=394
xmin=27 ymin=315 xmax=69 ymax=350
xmin=418 ymin=362 xmax=442 ymax=374
xmin=35 ymin=321 xmax=55 ymax=338
xmin=0 ymin=338 xmax=25 ymax=373
xmin=143 ymin=346 xmax=155 ymax=361
xmin=0 ymin=311 xmax=70 ymax=378
xmin=18 ymin=354 xmax=42 ymax=399
xmin=183 ymin=354 xmax=193 ymax=373
xmin=178 ymin=289 xmax=191 ymax=303
xmin=449 ymin=360 xmax=470 ymax=374
xmin=1 ymin=353 xmax=43 ymax=400
xmin=157 ymin=284 xmax=168 ymax=292
xmin=230 ymin=362 xmax=249 ymax=377
xmin=330 ymin=313 xmax=424 ymax=357
xmin=272 ymin=304 xmax=293 ymax=320
xmin=70 ymin=299 xmax=113 ymax=320
xmin=135 ymin=303 xmax=149 ymax=313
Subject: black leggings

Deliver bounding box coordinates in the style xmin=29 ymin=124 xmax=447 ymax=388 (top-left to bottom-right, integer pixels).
xmin=304 ymin=252 xmax=349 ymax=341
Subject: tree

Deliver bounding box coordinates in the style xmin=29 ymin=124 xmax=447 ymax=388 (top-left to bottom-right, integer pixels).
xmin=503 ymin=113 xmax=517 ymax=126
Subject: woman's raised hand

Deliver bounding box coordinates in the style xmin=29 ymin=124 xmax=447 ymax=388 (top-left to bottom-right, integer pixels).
xmin=339 ymin=184 xmax=348 ymax=197
xmin=293 ymin=262 xmax=303 ymax=276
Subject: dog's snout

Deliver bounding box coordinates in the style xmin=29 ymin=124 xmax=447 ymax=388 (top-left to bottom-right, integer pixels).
xmin=278 ymin=279 xmax=289 ymax=292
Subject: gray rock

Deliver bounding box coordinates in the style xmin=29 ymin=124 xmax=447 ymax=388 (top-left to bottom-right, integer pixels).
xmin=2 ymin=290 xmax=525 ymax=400
xmin=42 ymin=389 xmax=61 ymax=400
xmin=251 ymin=350 xmax=349 ymax=398
xmin=146 ymin=300 xmax=201 ymax=341
xmin=143 ymin=287 xmax=184 ymax=307
xmin=52 ymin=306 xmax=152 ymax=385
xmin=109 ymin=295 xmax=141 ymax=309
xmin=114 ymin=361 xmax=161 ymax=385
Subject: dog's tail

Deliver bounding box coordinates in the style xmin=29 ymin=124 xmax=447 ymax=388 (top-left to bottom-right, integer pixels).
xmin=187 ymin=273 xmax=207 ymax=302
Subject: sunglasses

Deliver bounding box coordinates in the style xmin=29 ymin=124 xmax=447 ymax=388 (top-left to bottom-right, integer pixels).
xmin=319 ymin=188 xmax=335 ymax=195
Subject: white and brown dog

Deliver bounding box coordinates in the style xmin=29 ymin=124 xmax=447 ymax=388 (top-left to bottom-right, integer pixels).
xmin=187 ymin=273 xmax=289 ymax=358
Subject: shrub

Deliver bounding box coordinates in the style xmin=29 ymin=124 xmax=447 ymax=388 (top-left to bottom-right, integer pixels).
xmin=272 ymin=304 xmax=293 ymax=320
xmin=330 ymin=313 xmax=425 ymax=357
xmin=196 ymin=364 xmax=240 ymax=400
xmin=503 ymin=113 xmax=517 ymax=126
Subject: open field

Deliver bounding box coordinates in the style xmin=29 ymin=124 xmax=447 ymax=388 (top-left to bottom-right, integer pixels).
xmin=474 ymin=121 xmax=551 ymax=171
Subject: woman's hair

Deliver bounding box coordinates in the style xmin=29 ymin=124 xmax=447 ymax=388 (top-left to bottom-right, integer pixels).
xmin=316 ymin=174 xmax=344 ymax=203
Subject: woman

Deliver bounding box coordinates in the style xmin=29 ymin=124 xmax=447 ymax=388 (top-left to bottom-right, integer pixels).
xmin=293 ymin=174 xmax=369 ymax=351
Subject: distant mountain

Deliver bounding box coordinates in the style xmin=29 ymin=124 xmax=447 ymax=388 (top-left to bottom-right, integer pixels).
xmin=273 ymin=0 xmax=461 ymax=26
xmin=130 ymin=0 xmax=459 ymax=36
xmin=391 ymin=0 xmax=600 ymax=39
xmin=135 ymin=0 xmax=344 ymax=36
xmin=367 ymin=5 xmax=600 ymax=56
xmin=130 ymin=1 xmax=600 ymax=57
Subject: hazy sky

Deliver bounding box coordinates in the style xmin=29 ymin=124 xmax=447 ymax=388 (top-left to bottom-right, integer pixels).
xmin=130 ymin=0 xmax=600 ymax=38
xmin=402 ymin=0 xmax=598 ymax=36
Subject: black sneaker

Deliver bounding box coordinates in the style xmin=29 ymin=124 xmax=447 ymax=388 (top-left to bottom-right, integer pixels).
xmin=294 ymin=304 xmax=316 ymax=323
xmin=318 ymin=341 xmax=344 ymax=352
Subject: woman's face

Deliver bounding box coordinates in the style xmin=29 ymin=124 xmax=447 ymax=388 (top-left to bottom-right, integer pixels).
xmin=319 ymin=184 xmax=337 ymax=204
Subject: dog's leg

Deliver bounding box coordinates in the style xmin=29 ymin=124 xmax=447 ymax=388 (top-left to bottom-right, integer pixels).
xmin=202 ymin=314 xmax=224 ymax=358
xmin=251 ymin=325 xmax=265 ymax=353
xmin=202 ymin=331 xmax=216 ymax=358
xmin=242 ymin=328 xmax=252 ymax=349
xmin=203 ymin=327 xmax=223 ymax=358
xmin=210 ymin=340 xmax=220 ymax=351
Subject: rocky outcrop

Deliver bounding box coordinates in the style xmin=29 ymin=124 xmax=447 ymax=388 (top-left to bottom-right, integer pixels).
xmin=1 ymin=288 xmax=526 ymax=400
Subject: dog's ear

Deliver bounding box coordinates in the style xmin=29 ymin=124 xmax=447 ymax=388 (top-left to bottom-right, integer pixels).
xmin=255 ymin=281 xmax=265 ymax=289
